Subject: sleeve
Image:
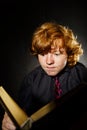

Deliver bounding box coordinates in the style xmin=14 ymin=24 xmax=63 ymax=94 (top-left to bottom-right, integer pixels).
xmin=17 ymin=74 xmax=33 ymax=114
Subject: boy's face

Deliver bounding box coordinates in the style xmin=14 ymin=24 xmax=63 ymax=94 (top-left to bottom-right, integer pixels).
xmin=38 ymin=39 xmax=68 ymax=76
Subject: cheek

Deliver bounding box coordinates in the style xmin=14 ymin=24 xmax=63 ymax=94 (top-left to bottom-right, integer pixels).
xmin=64 ymin=60 xmax=67 ymax=66
xmin=59 ymin=57 xmax=67 ymax=66
xmin=63 ymin=58 xmax=67 ymax=66
xmin=38 ymin=56 xmax=45 ymax=64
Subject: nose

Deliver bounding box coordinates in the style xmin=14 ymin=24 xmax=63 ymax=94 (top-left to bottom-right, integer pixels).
xmin=46 ymin=53 xmax=54 ymax=65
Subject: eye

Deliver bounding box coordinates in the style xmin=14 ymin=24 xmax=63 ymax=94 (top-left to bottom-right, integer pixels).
xmin=54 ymin=52 xmax=61 ymax=56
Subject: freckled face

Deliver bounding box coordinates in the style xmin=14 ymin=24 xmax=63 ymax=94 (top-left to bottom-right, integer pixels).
xmin=38 ymin=39 xmax=68 ymax=76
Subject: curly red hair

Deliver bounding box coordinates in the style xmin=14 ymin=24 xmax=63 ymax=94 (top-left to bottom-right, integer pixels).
xmin=31 ymin=22 xmax=83 ymax=67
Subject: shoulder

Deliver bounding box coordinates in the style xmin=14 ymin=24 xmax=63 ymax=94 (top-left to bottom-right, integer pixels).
xmin=63 ymin=62 xmax=87 ymax=75
xmin=69 ymin=62 xmax=87 ymax=81
xmin=72 ymin=62 xmax=87 ymax=72
xmin=27 ymin=65 xmax=43 ymax=77
xmin=22 ymin=65 xmax=43 ymax=82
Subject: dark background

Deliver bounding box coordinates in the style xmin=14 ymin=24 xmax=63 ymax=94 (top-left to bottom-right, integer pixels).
xmin=0 ymin=0 xmax=87 ymax=129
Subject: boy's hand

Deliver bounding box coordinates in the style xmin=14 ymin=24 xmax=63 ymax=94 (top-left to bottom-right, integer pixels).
xmin=2 ymin=112 xmax=16 ymax=130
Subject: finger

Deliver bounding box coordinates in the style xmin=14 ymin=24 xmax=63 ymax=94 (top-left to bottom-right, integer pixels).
xmin=2 ymin=112 xmax=16 ymax=130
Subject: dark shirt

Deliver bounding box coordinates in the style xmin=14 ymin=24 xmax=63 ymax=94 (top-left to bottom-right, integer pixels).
xmin=18 ymin=62 xmax=87 ymax=115
xmin=17 ymin=62 xmax=87 ymax=130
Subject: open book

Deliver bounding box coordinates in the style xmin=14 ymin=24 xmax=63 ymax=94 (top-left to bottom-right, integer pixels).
xmin=0 ymin=86 xmax=56 ymax=130
xmin=0 ymin=82 xmax=87 ymax=130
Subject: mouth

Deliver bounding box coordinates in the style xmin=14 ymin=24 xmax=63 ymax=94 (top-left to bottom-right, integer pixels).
xmin=46 ymin=67 xmax=56 ymax=70
xmin=45 ymin=67 xmax=57 ymax=76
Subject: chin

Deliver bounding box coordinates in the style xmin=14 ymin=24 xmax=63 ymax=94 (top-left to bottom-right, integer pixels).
xmin=46 ymin=72 xmax=58 ymax=76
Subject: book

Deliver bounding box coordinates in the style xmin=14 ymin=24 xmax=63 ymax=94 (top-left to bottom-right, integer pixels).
xmin=0 ymin=82 xmax=87 ymax=130
xmin=0 ymin=86 xmax=56 ymax=130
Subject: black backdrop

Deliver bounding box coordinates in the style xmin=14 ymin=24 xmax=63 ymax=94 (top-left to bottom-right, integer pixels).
xmin=0 ymin=1 xmax=87 ymax=129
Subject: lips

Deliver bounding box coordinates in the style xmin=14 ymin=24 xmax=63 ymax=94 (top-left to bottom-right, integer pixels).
xmin=46 ymin=67 xmax=56 ymax=70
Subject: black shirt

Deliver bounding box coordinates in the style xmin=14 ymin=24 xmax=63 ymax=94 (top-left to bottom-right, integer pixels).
xmin=18 ymin=62 xmax=87 ymax=116
xmin=16 ymin=62 xmax=87 ymax=130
